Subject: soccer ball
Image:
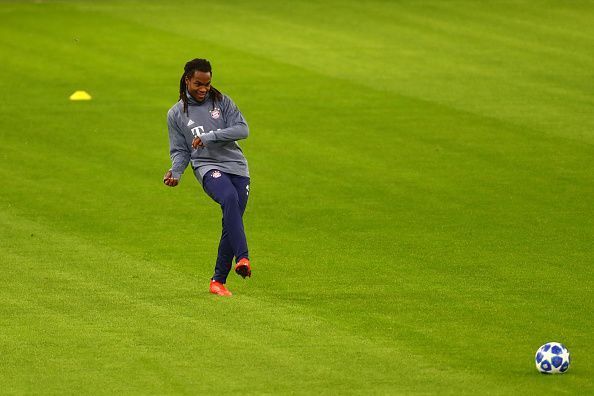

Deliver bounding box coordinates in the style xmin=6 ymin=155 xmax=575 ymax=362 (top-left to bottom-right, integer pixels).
xmin=535 ymin=342 xmax=570 ymax=374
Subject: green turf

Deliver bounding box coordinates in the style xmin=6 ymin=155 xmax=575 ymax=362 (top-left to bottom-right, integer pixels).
xmin=1 ymin=0 xmax=593 ymax=394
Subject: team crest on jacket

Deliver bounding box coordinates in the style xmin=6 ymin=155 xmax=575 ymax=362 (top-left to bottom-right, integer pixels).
xmin=210 ymin=108 xmax=221 ymax=119
xmin=212 ymin=170 xmax=222 ymax=178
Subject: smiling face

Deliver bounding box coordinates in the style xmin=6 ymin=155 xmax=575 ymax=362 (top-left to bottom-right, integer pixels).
xmin=185 ymin=70 xmax=212 ymax=102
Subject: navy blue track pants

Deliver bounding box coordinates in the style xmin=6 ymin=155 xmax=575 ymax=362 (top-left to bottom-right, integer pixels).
xmin=202 ymin=169 xmax=250 ymax=283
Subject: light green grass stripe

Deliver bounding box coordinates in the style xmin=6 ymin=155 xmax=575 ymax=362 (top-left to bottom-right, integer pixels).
xmin=1 ymin=210 xmax=515 ymax=395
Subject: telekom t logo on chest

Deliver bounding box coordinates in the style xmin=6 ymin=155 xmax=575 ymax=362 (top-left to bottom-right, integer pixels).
xmin=190 ymin=125 xmax=205 ymax=137
xmin=189 ymin=121 xmax=222 ymax=139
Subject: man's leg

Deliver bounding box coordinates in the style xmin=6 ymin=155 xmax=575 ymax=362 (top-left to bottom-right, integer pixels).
xmin=213 ymin=174 xmax=250 ymax=280
xmin=213 ymin=226 xmax=233 ymax=283
xmin=202 ymin=170 xmax=249 ymax=283
xmin=229 ymin=174 xmax=251 ymax=278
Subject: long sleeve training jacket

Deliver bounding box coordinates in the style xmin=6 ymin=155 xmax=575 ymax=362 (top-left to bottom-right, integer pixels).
xmin=167 ymin=90 xmax=249 ymax=184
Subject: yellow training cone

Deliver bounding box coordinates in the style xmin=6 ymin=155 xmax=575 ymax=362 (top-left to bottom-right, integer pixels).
xmin=69 ymin=90 xmax=92 ymax=101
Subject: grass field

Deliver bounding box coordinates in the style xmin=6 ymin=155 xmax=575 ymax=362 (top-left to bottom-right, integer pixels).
xmin=1 ymin=0 xmax=593 ymax=394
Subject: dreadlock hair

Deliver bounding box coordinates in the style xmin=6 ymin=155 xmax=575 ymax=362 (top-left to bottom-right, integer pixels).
xmin=179 ymin=58 xmax=224 ymax=116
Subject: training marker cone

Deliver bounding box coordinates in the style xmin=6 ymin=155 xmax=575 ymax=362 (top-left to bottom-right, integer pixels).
xmin=69 ymin=90 xmax=92 ymax=101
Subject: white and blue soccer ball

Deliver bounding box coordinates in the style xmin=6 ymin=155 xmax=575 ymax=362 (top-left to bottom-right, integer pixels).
xmin=535 ymin=342 xmax=570 ymax=374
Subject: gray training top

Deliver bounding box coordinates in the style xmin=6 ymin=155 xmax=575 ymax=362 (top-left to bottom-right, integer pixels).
xmin=167 ymin=90 xmax=249 ymax=184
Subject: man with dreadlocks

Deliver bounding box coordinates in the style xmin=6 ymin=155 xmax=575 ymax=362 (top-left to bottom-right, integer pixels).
xmin=163 ymin=58 xmax=251 ymax=297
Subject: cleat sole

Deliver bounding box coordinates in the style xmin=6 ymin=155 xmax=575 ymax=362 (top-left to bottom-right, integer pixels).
xmin=235 ymin=264 xmax=251 ymax=279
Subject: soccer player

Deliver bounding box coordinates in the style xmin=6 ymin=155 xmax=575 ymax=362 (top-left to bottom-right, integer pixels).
xmin=163 ymin=58 xmax=251 ymax=297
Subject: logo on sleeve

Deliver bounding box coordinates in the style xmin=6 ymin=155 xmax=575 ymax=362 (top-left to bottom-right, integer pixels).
xmin=212 ymin=171 xmax=222 ymax=178
xmin=210 ymin=108 xmax=221 ymax=119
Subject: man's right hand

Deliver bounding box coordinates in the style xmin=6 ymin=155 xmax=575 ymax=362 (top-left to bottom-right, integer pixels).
xmin=163 ymin=170 xmax=179 ymax=187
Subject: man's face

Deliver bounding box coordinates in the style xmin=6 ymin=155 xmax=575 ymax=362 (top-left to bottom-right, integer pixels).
xmin=185 ymin=70 xmax=211 ymax=102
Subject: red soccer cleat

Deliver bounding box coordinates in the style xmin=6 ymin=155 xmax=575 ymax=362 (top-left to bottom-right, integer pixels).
xmin=209 ymin=280 xmax=232 ymax=296
xmin=235 ymin=258 xmax=251 ymax=278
